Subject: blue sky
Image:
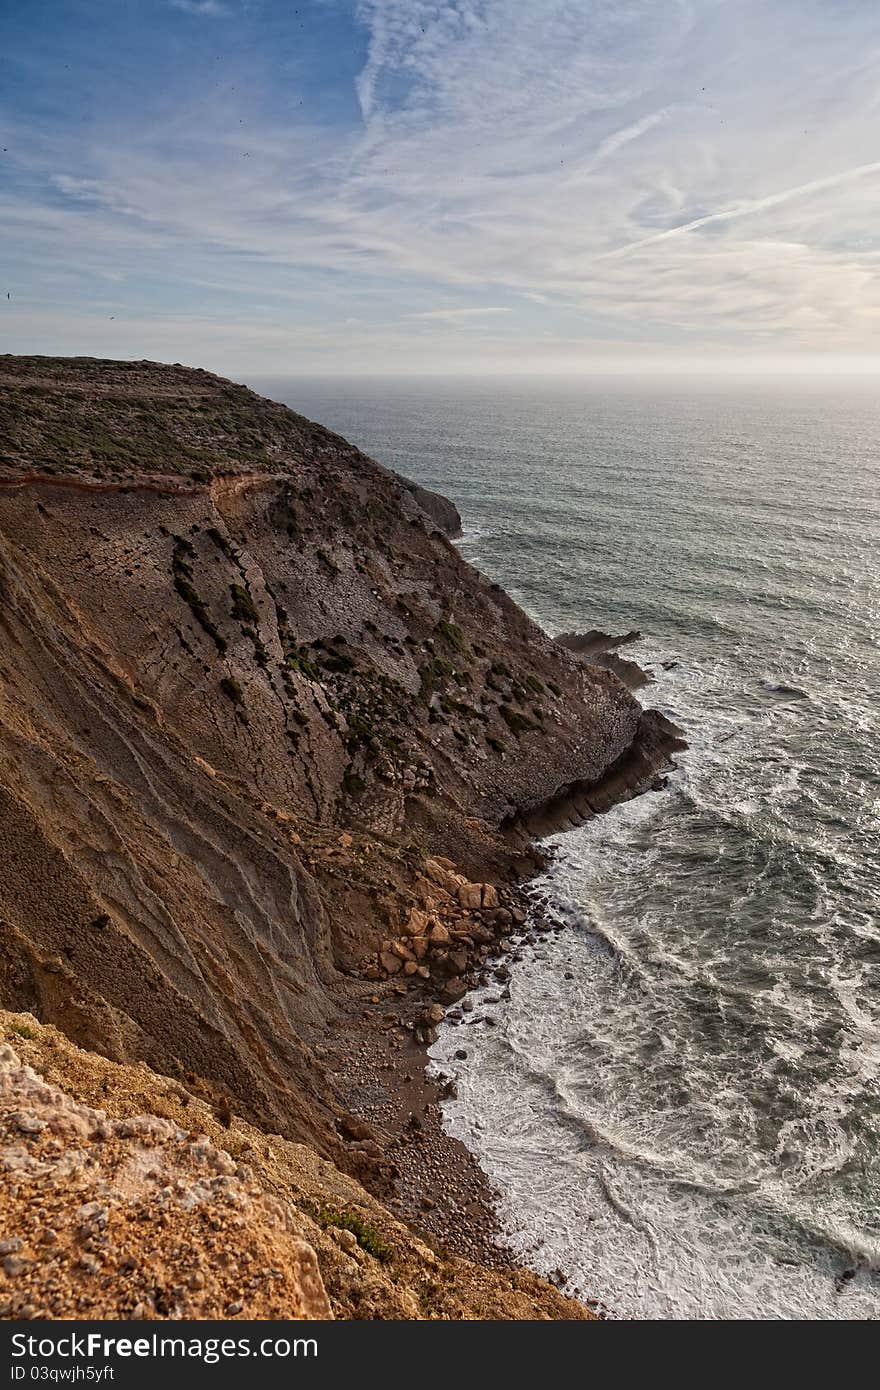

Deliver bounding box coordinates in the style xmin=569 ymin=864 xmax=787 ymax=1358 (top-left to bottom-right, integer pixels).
xmin=4 ymin=0 xmax=880 ymax=375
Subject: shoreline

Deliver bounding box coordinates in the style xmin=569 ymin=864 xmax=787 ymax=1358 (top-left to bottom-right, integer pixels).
xmin=326 ymin=634 xmax=678 ymax=1314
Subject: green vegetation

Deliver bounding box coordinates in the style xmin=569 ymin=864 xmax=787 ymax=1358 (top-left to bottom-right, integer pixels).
xmin=317 ymin=1209 xmax=393 ymax=1263
xmin=435 ymin=619 xmax=466 ymax=653
xmin=171 ymin=537 xmax=226 ymax=653
xmin=219 ymin=676 xmax=243 ymax=704
xmin=285 ymin=650 xmax=321 ymax=682
xmin=230 ymin=583 xmax=258 ymax=624
xmin=206 ymin=526 xmax=238 ymax=561
xmin=499 ymin=704 xmax=540 ymax=736
xmin=8 ymin=1022 xmax=37 ymax=1041
xmin=346 ymin=713 xmax=378 ymax=748
xmin=241 ymin=626 xmax=269 ymax=667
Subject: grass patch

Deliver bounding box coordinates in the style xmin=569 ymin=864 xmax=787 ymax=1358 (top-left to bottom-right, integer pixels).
xmin=436 ymin=619 xmax=466 ymax=653
xmin=499 ymin=704 xmax=539 ymax=736
xmin=171 ymin=538 xmax=226 ymax=653
xmin=220 ymin=676 xmax=243 ymax=704
xmin=319 ymin=1209 xmax=393 ymax=1263
xmin=230 ymin=583 xmax=259 ymax=624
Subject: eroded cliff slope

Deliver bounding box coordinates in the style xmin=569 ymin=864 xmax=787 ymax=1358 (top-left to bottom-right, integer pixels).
xmin=0 ymin=356 xmax=678 ymax=1217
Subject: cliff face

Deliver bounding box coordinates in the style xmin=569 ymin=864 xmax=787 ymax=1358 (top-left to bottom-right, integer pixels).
xmin=0 ymin=357 xmax=678 ymax=1226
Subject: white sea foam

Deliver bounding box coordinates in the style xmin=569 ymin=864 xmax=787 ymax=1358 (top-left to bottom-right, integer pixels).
xmin=285 ymin=373 xmax=880 ymax=1320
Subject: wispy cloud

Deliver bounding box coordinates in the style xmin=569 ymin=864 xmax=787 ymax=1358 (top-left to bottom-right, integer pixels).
xmin=169 ymin=0 xmax=228 ymax=16
xmin=406 ymin=307 xmax=512 ymax=321
xmin=7 ymin=0 xmax=880 ymax=369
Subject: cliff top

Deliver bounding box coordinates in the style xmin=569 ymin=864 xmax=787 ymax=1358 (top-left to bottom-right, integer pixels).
xmin=0 ymin=355 xmax=353 ymax=485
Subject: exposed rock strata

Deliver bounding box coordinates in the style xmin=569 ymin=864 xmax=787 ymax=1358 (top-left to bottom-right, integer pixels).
xmin=0 ymin=356 xmax=682 ymax=1317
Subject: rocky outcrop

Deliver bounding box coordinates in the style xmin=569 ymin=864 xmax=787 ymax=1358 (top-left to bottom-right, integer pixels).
xmin=0 ymin=1039 xmax=331 ymax=1320
xmin=392 ymin=472 xmax=463 ymax=538
xmin=0 ymin=1012 xmax=592 ymax=1321
xmin=555 ymin=628 xmax=651 ymax=691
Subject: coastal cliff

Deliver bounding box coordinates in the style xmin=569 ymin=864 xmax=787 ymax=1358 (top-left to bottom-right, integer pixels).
xmin=0 ymin=356 xmax=680 ymax=1319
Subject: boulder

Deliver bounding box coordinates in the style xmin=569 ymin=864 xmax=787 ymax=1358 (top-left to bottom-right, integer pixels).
xmin=440 ymin=977 xmax=468 ymax=1004
xmin=379 ymin=951 xmax=402 ymax=975
xmin=423 ymin=858 xmax=468 ymax=895
xmin=457 ymin=883 xmax=483 ymax=911
xmin=404 ymin=907 xmax=430 ymax=937
xmin=447 ymin=948 xmax=469 ymax=976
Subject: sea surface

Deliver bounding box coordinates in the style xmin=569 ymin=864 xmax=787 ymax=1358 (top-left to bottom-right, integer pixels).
xmin=255 ymin=374 xmax=880 ymax=1319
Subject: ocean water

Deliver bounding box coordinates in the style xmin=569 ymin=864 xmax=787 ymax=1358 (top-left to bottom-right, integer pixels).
xmin=256 ymin=375 xmax=880 ymax=1320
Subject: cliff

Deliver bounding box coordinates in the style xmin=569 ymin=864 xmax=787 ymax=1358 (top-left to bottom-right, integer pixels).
xmin=0 ymin=356 xmax=680 ymax=1318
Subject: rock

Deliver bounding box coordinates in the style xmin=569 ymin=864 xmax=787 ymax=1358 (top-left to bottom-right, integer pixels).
xmin=428 ymin=922 xmax=451 ymax=946
xmin=0 ymin=1045 xmax=332 ymax=1319
xmin=489 ymin=907 xmax=513 ymax=928
xmin=424 ymin=1004 xmax=445 ymax=1026
xmin=394 ymin=476 xmax=463 ymax=539
xmin=457 ymin=884 xmax=483 ymax=911
xmin=423 ymin=858 xmax=467 ymax=894
xmin=390 ymin=939 xmax=414 ymax=961
xmin=16 ymin=1115 xmax=45 ymax=1135
xmin=481 ymin=885 xmax=499 ymax=910
xmin=454 ymin=1049 xmax=468 ymax=1061
xmin=403 ymin=960 xmax=419 ymax=976
xmin=379 ymin=951 xmax=402 ymax=975
xmin=330 ymin=1227 xmax=359 ymax=1256
xmin=440 ymin=977 xmax=467 ymax=1004
xmin=447 ymin=948 xmax=469 ymax=975
xmin=404 ymin=908 xmax=430 ymax=937
xmin=411 ymin=935 xmax=429 ymax=960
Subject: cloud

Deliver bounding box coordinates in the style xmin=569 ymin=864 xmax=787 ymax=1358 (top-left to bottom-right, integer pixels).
xmin=9 ymin=0 xmax=880 ymax=367
xmin=169 ymin=0 xmax=228 ymax=15
xmin=406 ymin=307 xmax=512 ymax=321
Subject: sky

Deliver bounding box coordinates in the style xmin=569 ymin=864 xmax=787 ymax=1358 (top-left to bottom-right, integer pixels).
xmin=3 ymin=0 xmax=880 ymax=376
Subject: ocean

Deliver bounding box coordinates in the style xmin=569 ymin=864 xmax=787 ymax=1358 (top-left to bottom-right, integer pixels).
xmin=255 ymin=374 xmax=880 ymax=1320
